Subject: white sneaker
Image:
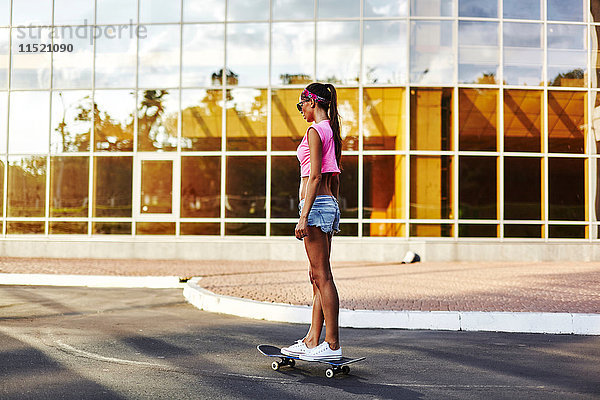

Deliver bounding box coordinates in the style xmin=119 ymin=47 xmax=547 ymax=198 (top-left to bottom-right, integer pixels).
xmin=299 ymin=341 xmax=342 ymax=361
xmin=281 ymin=339 xmax=310 ymax=356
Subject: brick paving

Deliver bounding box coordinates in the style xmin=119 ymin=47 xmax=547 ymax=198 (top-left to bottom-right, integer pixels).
xmin=1 ymin=257 xmax=599 ymax=313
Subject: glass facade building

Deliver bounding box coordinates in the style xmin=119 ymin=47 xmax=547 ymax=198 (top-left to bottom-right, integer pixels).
xmin=1 ymin=0 xmax=600 ymax=242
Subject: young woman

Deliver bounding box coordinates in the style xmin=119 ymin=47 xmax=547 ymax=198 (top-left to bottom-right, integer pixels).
xmin=281 ymin=82 xmax=343 ymax=361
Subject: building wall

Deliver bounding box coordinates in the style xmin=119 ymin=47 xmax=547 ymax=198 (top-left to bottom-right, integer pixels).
xmin=0 ymin=0 xmax=599 ymax=254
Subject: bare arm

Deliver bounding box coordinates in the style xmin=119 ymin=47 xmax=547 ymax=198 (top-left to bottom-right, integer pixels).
xmin=295 ymin=128 xmax=322 ymax=239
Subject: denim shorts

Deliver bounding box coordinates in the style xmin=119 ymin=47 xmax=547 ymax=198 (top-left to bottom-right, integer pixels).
xmin=299 ymin=195 xmax=340 ymax=234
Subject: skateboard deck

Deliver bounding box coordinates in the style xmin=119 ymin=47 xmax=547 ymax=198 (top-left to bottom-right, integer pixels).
xmin=257 ymin=344 xmax=365 ymax=378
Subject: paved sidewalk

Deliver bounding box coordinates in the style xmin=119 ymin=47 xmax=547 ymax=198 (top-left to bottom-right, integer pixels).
xmin=1 ymin=257 xmax=599 ymax=314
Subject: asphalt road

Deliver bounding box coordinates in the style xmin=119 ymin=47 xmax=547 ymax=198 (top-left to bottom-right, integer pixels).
xmin=0 ymin=286 xmax=598 ymax=400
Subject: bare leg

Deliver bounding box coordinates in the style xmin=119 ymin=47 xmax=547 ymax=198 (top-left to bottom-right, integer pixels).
xmin=303 ymin=283 xmax=323 ymax=348
xmin=303 ymin=226 xmax=340 ymax=349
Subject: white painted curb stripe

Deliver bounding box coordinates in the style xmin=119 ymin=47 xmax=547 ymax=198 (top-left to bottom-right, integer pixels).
xmin=183 ymin=279 xmax=600 ymax=335
xmin=0 ymin=273 xmax=184 ymax=289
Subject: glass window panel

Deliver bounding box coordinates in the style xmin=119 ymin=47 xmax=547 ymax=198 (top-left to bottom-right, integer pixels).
xmin=504 ymin=89 xmax=542 ymax=152
xmin=136 ymin=222 xmax=176 ymax=235
xmin=137 ymin=89 xmax=178 ymax=152
xmin=503 ymin=0 xmax=540 ymax=20
xmin=140 ymin=160 xmax=172 ymax=214
xmin=547 ymin=0 xmax=584 ymax=22
xmin=410 ymin=21 xmax=454 ymax=84
xmin=503 ymin=22 xmax=542 ymax=86
xmin=549 ymin=225 xmax=585 ymax=238
xmin=318 ymin=0 xmax=360 ymax=18
xmin=138 ymin=25 xmax=180 ymax=88
xmin=549 ymin=158 xmax=585 ymax=221
xmin=593 ymin=3 xmax=600 ymax=24
xmin=363 ymin=155 xmax=405 ymax=219
xmin=363 ymin=87 xmax=406 ymax=151
xmin=8 ymin=221 xmax=44 ymax=234
xmin=0 ymin=28 xmax=8 ymax=89
xmin=226 ymin=23 xmax=268 ymax=86
xmin=12 ymin=0 xmax=52 ymax=25
xmin=0 ymin=92 xmax=7 ymax=153
xmin=0 ymin=0 xmax=9 ymax=25
xmin=410 ymin=223 xmax=453 ymax=237
xmin=547 ymin=91 xmax=586 ymax=154
xmin=94 ymin=90 xmax=135 ymax=151
xmin=226 ymin=88 xmax=267 ymax=151
xmin=53 ymin=0 xmax=94 ymax=25
xmin=458 ymin=0 xmax=497 ymax=18
xmin=364 ymin=21 xmax=407 ymax=85
xmin=410 ymin=87 xmax=453 ymax=151
xmin=96 ymin=0 xmax=137 ymax=24
xmin=339 ymin=155 xmax=358 ymax=218
xmin=365 ymin=0 xmax=407 ymax=17
xmin=547 ymin=24 xmax=586 ymax=87
xmin=180 ymin=223 xmax=220 ymax=235
xmin=93 ymin=222 xmax=131 ymax=234
xmin=271 ymin=88 xmax=309 ymax=151
xmin=337 ymin=223 xmax=358 ymax=236
xmin=272 ymin=0 xmax=314 ymax=20
xmin=270 ymin=223 xmax=297 ymax=236
xmin=458 ymin=21 xmax=498 ymax=84
xmin=459 ymin=156 xmax=497 ymax=219
xmin=227 ymin=0 xmax=269 ymax=21
xmin=410 ymin=155 xmax=454 ymax=219
xmin=181 ymin=156 xmax=221 ymax=218
xmin=504 ymin=157 xmax=541 ymax=220
xmin=271 ymin=156 xmax=300 ymax=218
xmin=95 ymin=28 xmax=137 ymax=88
xmin=316 ymin=21 xmax=360 ymax=84
xmin=363 ymin=223 xmax=405 ymax=237
xmin=50 ymin=222 xmax=88 ymax=234
xmin=272 ymin=22 xmax=314 ymax=86
xmin=182 ymin=24 xmax=224 ymax=87
xmin=93 ymin=156 xmax=132 ymax=217
xmin=410 ymin=0 xmax=453 ymax=16
xmin=50 ymin=156 xmax=89 ymax=217
xmin=337 ymin=88 xmax=359 ymax=151
xmin=459 ymin=224 xmax=498 ymax=237
xmin=183 ymin=0 xmax=225 ymax=22
xmin=11 ymin=28 xmax=52 ymax=89
xmin=8 ymin=156 xmax=46 ymax=217
xmin=140 ymin=0 xmax=181 ymax=23
xmin=9 ymin=91 xmax=50 ymax=153
xmin=226 ymin=156 xmax=266 ymax=218
xmin=52 ymin=34 xmax=93 ymax=89
xmin=181 ymin=89 xmax=222 ymax=151
xmin=504 ymin=224 xmax=541 ymax=238
xmin=225 ymin=223 xmax=266 ymax=236
xmin=459 ymin=89 xmax=498 ymax=151
xmin=51 ymin=91 xmax=92 ymax=153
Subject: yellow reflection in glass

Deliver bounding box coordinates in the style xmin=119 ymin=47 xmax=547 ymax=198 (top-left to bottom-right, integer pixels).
xmin=410 ymin=87 xmax=453 ymax=151
xmin=547 ymin=91 xmax=586 ymax=153
xmin=271 ymin=89 xmax=308 ymax=151
xmin=410 ymin=223 xmax=453 ymax=237
xmin=226 ymin=88 xmax=267 ymax=151
xmin=503 ymin=89 xmax=542 ymax=152
xmin=363 ymin=155 xmax=405 ymax=220
xmin=50 ymin=157 xmax=89 ymax=217
xmin=459 ymin=88 xmax=498 ymax=151
xmin=363 ymin=88 xmax=406 ymax=150
xmin=363 ymin=223 xmax=405 ymax=237
xmin=410 ymin=155 xmax=453 ymax=220
xmin=140 ymin=160 xmax=172 ymax=214
xmin=8 ymin=156 xmax=46 ymax=217
xmin=181 ymin=89 xmax=222 ymax=151
xmin=337 ymin=88 xmax=359 ymax=150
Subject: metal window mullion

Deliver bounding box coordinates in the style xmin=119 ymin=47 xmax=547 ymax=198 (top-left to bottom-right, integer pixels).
xmin=357 ymin=0 xmax=364 ymax=238
xmin=404 ymin=83 xmax=410 ymax=238
xmin=221 ymin=1 xmax=228 ymax=237
xmin=4 ymin=0 xmax=11 ymax=236
xmin=265 ymin=1 xmax=272 ymax=237
xmin=131 ymin=0 xmax=141 ymax=237
xmin=313 ymin=0 xmax=317 ymax=80
xmin=87 ymin=0 xmax=97 ymax=236
xmin=175 ymin=0 xmax=184 ymax=237
xmin=46 ymin=2 xmax=55 ymax=236
xmin=452 ymin=87 xmax=459 ymax=239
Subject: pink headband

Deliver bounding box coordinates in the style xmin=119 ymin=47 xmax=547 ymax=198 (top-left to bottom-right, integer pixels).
xmin=302 ymin=89 xmax=329 ymax=104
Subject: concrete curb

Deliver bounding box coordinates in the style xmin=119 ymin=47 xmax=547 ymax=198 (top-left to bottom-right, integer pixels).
xmin=183 ymin=279 xmax=600 ymax=335
xmin=0 ymin=273 xmax=184 ymax=289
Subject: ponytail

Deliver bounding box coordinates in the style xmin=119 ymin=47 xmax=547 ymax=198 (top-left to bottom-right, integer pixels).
xmin=325 ymin=84 xmax=343 ymax=171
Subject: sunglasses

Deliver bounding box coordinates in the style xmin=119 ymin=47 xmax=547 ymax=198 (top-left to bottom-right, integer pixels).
xmin=296 ymin=99 xmax=309 ymax=112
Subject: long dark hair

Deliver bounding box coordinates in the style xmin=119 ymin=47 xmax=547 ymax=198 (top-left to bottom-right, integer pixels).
xmin=303 ymin=82 xmax=342 ymax=170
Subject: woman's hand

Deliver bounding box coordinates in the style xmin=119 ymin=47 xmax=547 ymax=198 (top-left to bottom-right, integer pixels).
xmin=295 ymin=216 xmax=308 ymax=240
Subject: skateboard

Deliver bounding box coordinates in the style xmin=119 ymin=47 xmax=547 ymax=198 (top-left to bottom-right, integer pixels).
xmin=257 ymin=344 xmax=365 ymax=378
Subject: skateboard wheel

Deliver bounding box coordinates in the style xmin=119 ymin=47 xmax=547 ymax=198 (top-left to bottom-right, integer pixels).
xmin=342 ymin=366 xmax=350 ymax=374
xmin=271 ymin=361 xmax=280 ymax=371
xmin=288 ymin=359 xmax=295 ymax=367
xmin=325 ymin=368 xmax=335 ymax=378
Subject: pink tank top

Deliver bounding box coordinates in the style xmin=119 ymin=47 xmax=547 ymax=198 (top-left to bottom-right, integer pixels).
xmin=297 ymin=120 xmax=341 ymax=177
